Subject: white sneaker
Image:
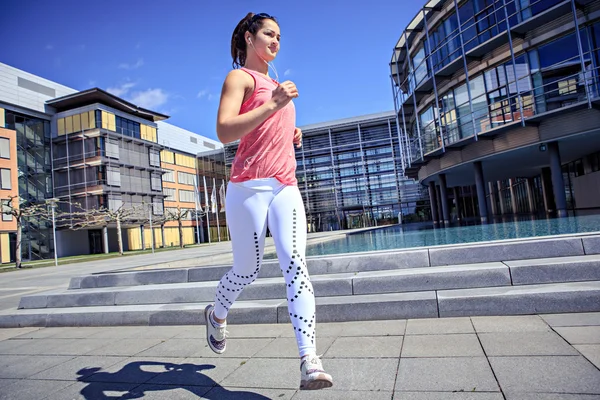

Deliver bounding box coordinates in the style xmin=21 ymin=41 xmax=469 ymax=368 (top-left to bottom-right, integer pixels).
xmin=204 ymin=304 xmax=228 ymax=354
xmin=300 ymin=353 xmax=333 ymax=390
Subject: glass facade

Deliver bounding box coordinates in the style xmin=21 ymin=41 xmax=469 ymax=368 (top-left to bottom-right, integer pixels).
xmin=392 ymin=0 xmax=600 ymax=167
xmin=4 ymin=110 xmax=53 ymax=260
xmin=225 ymin=116 xmax=430 ymax=232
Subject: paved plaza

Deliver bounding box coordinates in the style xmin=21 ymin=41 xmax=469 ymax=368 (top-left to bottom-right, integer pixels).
xmin=0 ymin=313 xmax=599 ymax=399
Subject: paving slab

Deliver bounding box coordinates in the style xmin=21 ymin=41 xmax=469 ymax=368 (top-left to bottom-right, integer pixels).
xmin=85 ymin=338 xmax=166 ymax=356
xmin=324 ymin=335 xmax=403 ymax=358
xmin=478 ymin=331 xmax=579 ymax=356
xmin=252 ymin=336 xmax=336 ymax=358
xmin=0 ymin=338 xmax=112 ymax=356
xmin=84 ymin=357 xmax=188 ymax=384
xmin=401 ymin=334 xmax=485 ymax=357
xmin=405 ymin=317 xmax=474 ymax=335
xmin=202 ymin=386 xmax=297 ymax=399
xmin=145 ymin=357 xmax=247 ymax=386
xmin=394 ymin=394 xmax=504 ymax=400
xmin=489 ymin=356 xmax=600 ymax=394
xmin=28 ymin=355 xmax=126 ymax=381
xmin=282 ymin=319 xmax=406 ymax=338
xmin=395 ymin=357 xmax=500 ymax=392
xmin=470 ymin=315 xmax=551 ymax=332
xmin=541 ymin=312 xmax=600 ymax=326
xmin=504 ymin=394 xmax=600 ymax=400
xmin=554 ymin=326 xmax=600 ymax=344
xmin=575 ymin=344 xmax=600 ymax=369
xmin=0 ymin=327 xmax=40 ymax=341
xmin=0 ymin=355 xmax=73 ymax=378
xmin=218 ymin=357 xmax=300 ymax=390
xmin=0 ymin=378 xmax=75 ymax=400
xmin=43 ymin=381 xmax=140 ymax=400
xmin=292 ymin=390 xmax=393 ymax=399
xmin=87 ymin=325 xmax=184 ymax=339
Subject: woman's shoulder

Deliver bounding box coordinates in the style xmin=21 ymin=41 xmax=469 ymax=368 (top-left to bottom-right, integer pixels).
xmin=224 ymin=69 xmax=254 ymax=86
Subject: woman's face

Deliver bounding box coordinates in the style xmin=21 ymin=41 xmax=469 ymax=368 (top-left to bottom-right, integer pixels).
xmin=247 ymin=19 xmax=281 ymax=62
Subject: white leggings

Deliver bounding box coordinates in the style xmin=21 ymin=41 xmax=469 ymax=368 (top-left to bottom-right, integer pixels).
xmin=214 ymin=178 xmax=316 ymax=357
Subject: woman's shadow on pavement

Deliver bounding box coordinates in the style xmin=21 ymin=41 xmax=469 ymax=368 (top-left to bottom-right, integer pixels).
xmin=77 ymin=361 xmax=274 ymax=399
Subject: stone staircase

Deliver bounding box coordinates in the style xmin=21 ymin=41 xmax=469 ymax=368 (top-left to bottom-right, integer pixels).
xmin=1 ymin=234 xmax=599 ymax=327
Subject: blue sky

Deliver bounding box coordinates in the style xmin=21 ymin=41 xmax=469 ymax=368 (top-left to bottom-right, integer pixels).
xmin=1 ymin=0 xmax=423 ymax=141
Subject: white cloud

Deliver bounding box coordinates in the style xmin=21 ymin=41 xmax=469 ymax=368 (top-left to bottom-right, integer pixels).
xmin=118 ymin=58 xmax=144 ymax=70
xmin=198 ymin=90 xmax=215 ymax=101
xmin=284 ymin=69 xmax=292 ymax=77
xmin=106 ymin=82 xmax=136 ymax=97
xmin=128 ymin=88 xmax=169 ymax=109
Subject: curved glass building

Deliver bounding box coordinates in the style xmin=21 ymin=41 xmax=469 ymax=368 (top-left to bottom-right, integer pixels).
xmin=391 ymin=0 xmax=600 ymax=225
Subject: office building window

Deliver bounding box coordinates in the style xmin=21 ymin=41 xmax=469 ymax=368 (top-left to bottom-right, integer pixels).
xmin=163 ymin=169 xmax=175 ymax=182
xmin=2 ymin=200 xmax=12 ymax=221
xmin=107 ymin=167 xmax=121 ymax=187
xmin=149 ymin=149 xmax=161 ymax=167
xmin=178 ymin=171 xmax=196 ymax=186
xmin=151 ymin=173 xmax=162 ymax=191
xmin=106 ymin=139 xmax=119 ymax=159
xmin=0 ymin=169 xmax=11 ymax=190
xmin=153 ymin=199 xmax=164 ymax=215
xmin=0 ymin=138 xmax=10 ymax=159
xmin=179 ymin=190 xmax=196 ymax=203
xmin=163 ymin=187 xmax=176 ymax=201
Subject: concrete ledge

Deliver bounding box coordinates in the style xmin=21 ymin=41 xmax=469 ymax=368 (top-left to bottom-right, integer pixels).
xmin=507 ymin=255 xmax=600 ymax=285
xmin=353 ymin=263 xmax=511 ymax=295
xmin=97 ymin=269 xmax=189 ymax=288
xmin=47 ymin=292 xmax=116 ymax=308
xmin=18 ymin=295 xmax=48 ymax=309
xmin=0 ymin=300 xmax=284 ymax=328
xmin=583 ymin=236 xmax=600 ymax=255
xmin=280 ymin=292 xmax=439 ymax=323
xmin=438 ymin=281 xmax=600 ymax=317
xmin=429 ymin=237 xmax=585 ymax=266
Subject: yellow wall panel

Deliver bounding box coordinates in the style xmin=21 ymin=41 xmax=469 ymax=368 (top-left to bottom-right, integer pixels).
xmin=81 ymin=112 xmax=90 ymax=130
xmin=58 ymin=118 xmax=65 ymax=136
xmin=89 ymin=111 xmax=96 ymax=128
xmin=108 ymin=112 xmax=116 ymax=131
xmin=101 ymin=111 xmax=108 ymax=129
xmin=1 ymin=233 xmax=10 ymax=263
xmin=141 ymin=124 xmax=147 ymax=140
xmin=154 ymin=228 xmax=163 ymax=248
xmin=161 ymin=150 xmax=174 ymax=164
xmin=72 ymin=114 xmax=81 ymax=133
xmin=0 ymin=108 xmax=5 ymax=128
xmin=150 ymin=127 xmax=157 ymax=143
xmin=65 ymin=116 xmax=73 ymax=134
xmin=127 ymin=227 xmax=142 ymax=250
xmin=182 ymin=227 xmax=195 ymax=245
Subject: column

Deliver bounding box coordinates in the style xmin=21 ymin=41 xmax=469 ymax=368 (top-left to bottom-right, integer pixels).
xmin=102 ymin=226 xmax=109 ymax=254
xmin=453 ymin=187 xmax=461 ymax=222
xmin=509 ymin=178 xmax=518 ymax=214
xmin=439 ymin=174 xmax=450 ymax=226
xmin=497 ymin=181 xmax=506 ymax=215
xmin=526 ymin=177 xmax=536 ymax=214
xmin=549 ymin=141 xmax=567 ymax=217
xmin=488 ymin=182 xmax=498 ymax=215
xmin=474 ymin=161 xmax=489 ymax=224
xmin=140 ymin=225 xmax=145 ymax=250
xmin=541 ymin=167 xmax=555 ymax=215
xmin=428 ymin=181 xmax=440 ymax=226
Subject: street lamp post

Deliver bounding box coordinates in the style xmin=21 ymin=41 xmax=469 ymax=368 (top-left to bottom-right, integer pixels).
xmin=46 ymin=198 xmax=59 ymax=267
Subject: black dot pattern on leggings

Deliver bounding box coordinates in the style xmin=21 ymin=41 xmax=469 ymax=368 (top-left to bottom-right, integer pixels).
xmin=217 ymin=232 xmax=261 ymax=313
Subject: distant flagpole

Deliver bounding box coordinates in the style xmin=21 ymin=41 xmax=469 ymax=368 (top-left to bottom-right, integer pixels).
xmin=193 ymin=175 xmax=201 ymax=244
xmin=213 ymin=178 xmax=221 ymax=242
xmin=203 ymin=175 xmax=211 ymax=244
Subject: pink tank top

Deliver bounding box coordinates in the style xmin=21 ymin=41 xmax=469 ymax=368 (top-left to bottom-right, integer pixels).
xmin=229 ymin=67 xmax=297 ymax=186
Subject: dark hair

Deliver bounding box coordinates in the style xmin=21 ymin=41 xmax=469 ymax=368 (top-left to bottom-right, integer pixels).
xmin=230 ymin=12 xmax=278 ymax=68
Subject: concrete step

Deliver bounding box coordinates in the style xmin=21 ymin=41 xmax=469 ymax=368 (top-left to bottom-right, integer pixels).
xmin=68 ymin=245 xmax=600 ymax=291
xmin=20 ymin=263 xmax=512 ymax=309
xmin=2 ymin=282 xmax=599 ymax=328
xmin=69 ymin=248 xmax=432 ymax=289
xmin=438 ymin=281 xmax=600 ymax=317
